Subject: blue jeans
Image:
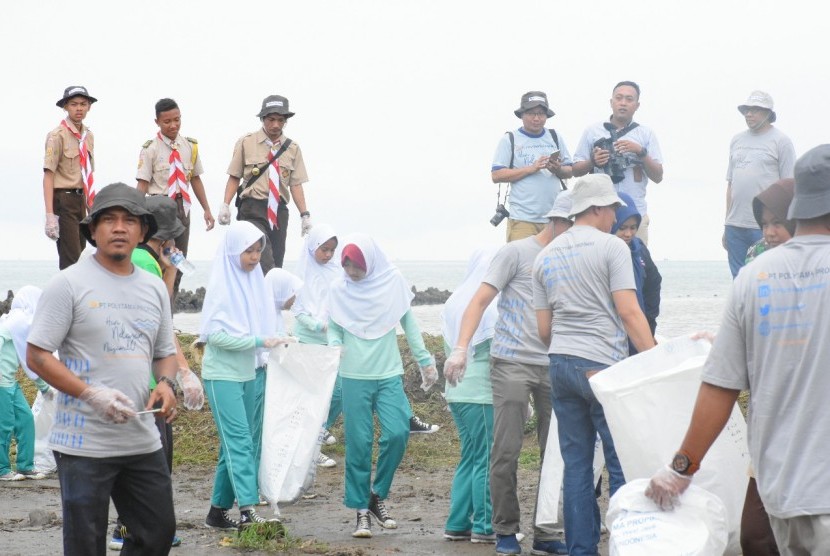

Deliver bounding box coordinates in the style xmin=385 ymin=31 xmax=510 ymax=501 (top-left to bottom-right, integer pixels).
xmin=55 ymin=449 xmax=175 ymax=555
xmin=725 ymin=225 xmax=762 ymax=278
xmin=549 ymin=354 xmax=625 ymax=556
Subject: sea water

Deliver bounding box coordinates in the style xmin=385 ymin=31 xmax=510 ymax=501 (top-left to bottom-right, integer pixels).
xmin=0 ymin=260 xmax=731 ymax=338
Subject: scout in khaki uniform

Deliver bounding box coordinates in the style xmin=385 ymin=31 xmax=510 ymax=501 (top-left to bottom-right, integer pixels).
xmin=43 ymin=86 xmax=97 ymax=269
xmin=136 ymin=98 xmax=215 ymax=294
xmin=219 ymin=94 xmax=313 ymax=273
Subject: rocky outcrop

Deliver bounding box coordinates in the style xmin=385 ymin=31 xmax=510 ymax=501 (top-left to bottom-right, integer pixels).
xmin=0 ymin=290 xmax=12 ymax=316
xmin=174 ymin=287 xmax=206 ymax=313
xmin=411 ymin=286 xmax=451 ymax=306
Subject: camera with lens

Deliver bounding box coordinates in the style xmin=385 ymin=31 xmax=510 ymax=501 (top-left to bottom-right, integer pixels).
xmin=490 ymin=204 xmax=510 ymax=227
xmin=593 ymin=135 xmax=628 ymax=184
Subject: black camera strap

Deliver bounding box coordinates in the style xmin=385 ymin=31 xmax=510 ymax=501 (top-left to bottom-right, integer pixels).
xmin=506 ymin=129 xmax=568 ymax=191
xmin=602 ymin=120 xmax=639 ymax=139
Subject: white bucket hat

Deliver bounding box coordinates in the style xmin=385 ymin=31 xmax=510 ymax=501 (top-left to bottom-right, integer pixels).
xmin=544 ymin=190 xmax=573 ymax=220
xmin=738 ymin=90 xmax=777 ymax=123
xmin=568 ymin=174 xmax=626 ymax=217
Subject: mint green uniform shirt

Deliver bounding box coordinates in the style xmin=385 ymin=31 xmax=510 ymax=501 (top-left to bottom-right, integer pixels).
xmin=294 ymin=314 xmax=328 ymax=345
xmin=327 ymin=309 xmax=431 ymax=380
xmin=201 ymin=331 xmax=260 ymax=382
xmin=443 ymin=339 xmax=493 ymax=405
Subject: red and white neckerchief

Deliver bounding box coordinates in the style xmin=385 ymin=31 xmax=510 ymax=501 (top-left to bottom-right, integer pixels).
xmin=265 ymin=139 xmax=281 ymax=230
xmin=162 ymin=133 xmax=192 ymax=216
xmin=60 ymin=119 xmax=95 ymax=207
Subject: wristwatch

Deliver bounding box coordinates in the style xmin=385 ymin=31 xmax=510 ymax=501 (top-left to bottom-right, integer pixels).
xmin=637 ymin=147 xmax=649 ymax=159
xmin=157 ymin=375 xmax=178 ymax=396
xmin=300 ymin=211 xmax=311 ymax=218
xmin=671 ymin=451 xmax=699 ymax=476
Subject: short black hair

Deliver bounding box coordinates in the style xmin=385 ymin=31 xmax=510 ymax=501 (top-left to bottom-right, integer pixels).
xmin=155 ymin=98 xmax=179 ymax=118
xmin=613 ymin=81 xmax=641 ymax=98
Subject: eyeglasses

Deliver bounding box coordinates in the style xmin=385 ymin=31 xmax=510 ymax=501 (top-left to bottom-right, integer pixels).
xmin=524 ymin=110 xmax=548 ymax=118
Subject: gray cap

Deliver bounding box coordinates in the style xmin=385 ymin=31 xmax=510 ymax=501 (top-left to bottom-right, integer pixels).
xmin=80 ymin=183 xmax=157 ymax=246
xmin=514 ymin=91 xmax=554 ymax=118
xmin=57 ymin=85 xmax=97 ymax=108
xmin=257 ymin=95 xmax=295 ymax=118
xmin=146 ymin=196 xmax=185 ymax=241
xmin=788 ymin=145 xmax=830 ymax=220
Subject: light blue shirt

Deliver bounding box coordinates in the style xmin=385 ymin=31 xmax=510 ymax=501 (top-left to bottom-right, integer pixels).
xmin=573 ymin=121 xmax=662 ymax=216
xmin=491 ymin=127 xmax=573 ymax=223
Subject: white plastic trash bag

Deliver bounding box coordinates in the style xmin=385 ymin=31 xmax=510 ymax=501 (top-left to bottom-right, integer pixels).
xmin=31 ymin=390 xmax=57 ymax=474
xmin=607 ymin=479 xmax=728 ymax=556
xmin=589 ymin=336 xmax=749 ymax=555
xmin=259 ymin=343 xmax=340 ymax=505
xmin=536 ymin=422 xmax=605 ymax=528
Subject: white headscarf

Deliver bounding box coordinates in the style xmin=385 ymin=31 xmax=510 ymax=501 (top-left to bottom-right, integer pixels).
xmin=199 ymin=221 xmax=277 ymax=343
xmin=292 ymin=224 xmax=340 ymax=321
xmin=328 ymin=233 xmax=413 ymax=340
xmin=264 ymin=268 xmax=303 ymax=334
xmin=1 ymin=285 xmax=42 ymax=380
xmin=441 ymin=246 xmax=500 ymax=350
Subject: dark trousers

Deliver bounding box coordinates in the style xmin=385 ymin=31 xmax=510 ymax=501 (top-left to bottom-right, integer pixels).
xmin=172 ymin=195 xmax=191 ymax=298
xmin=55 ymin=449 xmax=175 ymax=556
xmin=53 ymin=189 xmax=87 ymax=270
xmin=741 ymin=477 xmax=780 ymax=555
xmin=237 ymin=197 xmax=289 ymax=273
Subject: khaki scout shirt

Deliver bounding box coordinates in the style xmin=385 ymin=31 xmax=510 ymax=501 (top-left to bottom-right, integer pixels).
xmin=226 ymin=129 xmax=308 ymax=202
xmin=43 ymin=120 xmax=95 ymax=190
xmin=136 ymin=134 xmax=204 ymax=195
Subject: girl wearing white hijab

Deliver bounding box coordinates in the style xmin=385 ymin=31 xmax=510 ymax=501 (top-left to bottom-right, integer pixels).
xmin=0 ymin=286 xmax=49 ymax=480
xmin=264 ymin=268 xmax=303 ymax=336
xmin=291 ymin=224 xmax=342 ymax=458
xmin=200 ymin=221 xmax=280 ymax=529
xmin=440 ymin=246 xmax=500 ymax=541
xmin=327 ymin=234 xmax=437 ymax=539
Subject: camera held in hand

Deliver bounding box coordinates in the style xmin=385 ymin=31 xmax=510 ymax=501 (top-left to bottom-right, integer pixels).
xmin=490 ymin=204 xmax=510 ymax=227
xmin=593 ymin=136 xmax=628 ymax=184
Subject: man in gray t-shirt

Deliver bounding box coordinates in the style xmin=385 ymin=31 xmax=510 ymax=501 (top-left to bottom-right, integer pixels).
xmin=27 ymin=183 xmax=179 ymax=555
xmin=443 ymin=192 xmax=574 ymax=555
xmin=724 ymin=90 xmax=796 ymax=278
xmin=647 ymin=145 xmax=830 ymax=553
xmin=533 ymin=174 xmax=655 ymax=556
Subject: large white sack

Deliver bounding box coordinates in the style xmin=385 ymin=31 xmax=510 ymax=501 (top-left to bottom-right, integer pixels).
xmin=589 ymin=336 xmax=749 ymax=555
xmin=259 ymin=343 xmax=340 ymax=505
xmin=31 ymin=390 xmax=57 ymax=474
xmin=536 ymin=422 xmax=605 ymax=528
xmin=607 ymin=479 xmax=728 ymax=556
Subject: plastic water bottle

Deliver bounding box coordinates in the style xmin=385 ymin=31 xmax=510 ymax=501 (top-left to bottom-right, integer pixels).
xmin=163 ymin=248 xmax=196 ymax=275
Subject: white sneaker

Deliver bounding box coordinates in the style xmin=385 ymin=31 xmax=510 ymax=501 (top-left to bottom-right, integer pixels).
xmin=321 ymin=428 xmax=337 ymax=445
xmin=316 ymin=453 xmax=337 ymax=468
xmin=0 ymin=472 xmax=25 ymax=481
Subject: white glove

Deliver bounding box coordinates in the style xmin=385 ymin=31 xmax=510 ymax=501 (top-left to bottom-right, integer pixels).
xmin=45 ymin=213 xmax=60 ymax=240
xmin=79 ymin=386 xmax=136 ymax=424
xmin=218 ymin=203 xmax=231 ymax=225
xmin=419 ymin=355 xmax=438 ymax=392
xmin=442 ymin=347 xmax=468 ymax=387
xmin=263 ymin=336 xmax=298 ymax=348
xmin=301 ymin=214 xmax=313 ymax=236
xmin=645 ymin=465 xmax=693 ymax=511
xmin=176 ymin=368 xmax=205 ymax=411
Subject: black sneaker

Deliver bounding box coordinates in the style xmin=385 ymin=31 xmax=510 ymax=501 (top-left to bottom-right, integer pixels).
xmin=238 ymin=509 xmax=281 ymax=530
xmin=352 ymin=512 xmax=372 ymax=538
xmin=409 ymin=415 xmax=439 ymax=434
xmin=368 ymin=492 xmax=397 ymax=529
xmin=205 ymin=506 xmax=239 ymax=530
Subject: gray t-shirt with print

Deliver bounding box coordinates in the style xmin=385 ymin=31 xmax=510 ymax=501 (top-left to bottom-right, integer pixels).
xmin=28 ymin=255 xmax=176 ymax=458
xmin=726 ymin=126 xmax=795 ymax=229
xmin=701 ymin=236 xmax=830 ymax=518
xmin=483 ymin=236 xmax=549 ymax=366
xmin=532 ymin=225 xmax=635 ymax=365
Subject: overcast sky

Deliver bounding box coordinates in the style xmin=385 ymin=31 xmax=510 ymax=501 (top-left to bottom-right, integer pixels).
xmin=1 ymin=0 xmax=826 ymax=263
